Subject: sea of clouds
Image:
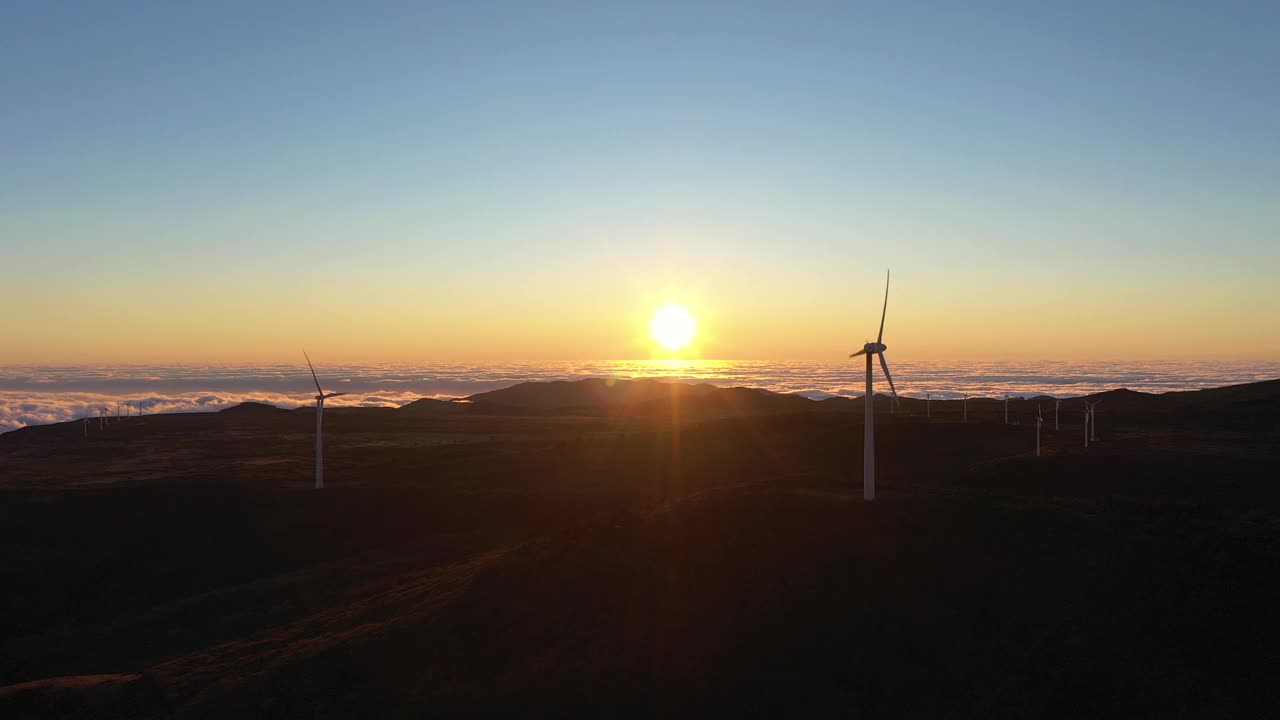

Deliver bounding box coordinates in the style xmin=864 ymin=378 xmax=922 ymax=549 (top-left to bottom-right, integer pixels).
xmin=2 ymin=360 xmax=1276 ymax=434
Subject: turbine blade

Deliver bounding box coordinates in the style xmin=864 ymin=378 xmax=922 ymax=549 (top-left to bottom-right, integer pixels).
xmin=324 ymin=392 xmax=348 ymax=398
xmin=877 ymin=353 xmax=899 ymax=409
xmin=303 ymin=349 xmax=323 ymax=395
xmin=877 ymin=269 xmax=890 ymax=344
xmin=849 ymin=349 xmax=868 ymax=358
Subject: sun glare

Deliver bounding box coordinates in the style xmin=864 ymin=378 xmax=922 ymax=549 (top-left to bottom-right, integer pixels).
xmin=650 ymin=303 xmax=697 ymax=351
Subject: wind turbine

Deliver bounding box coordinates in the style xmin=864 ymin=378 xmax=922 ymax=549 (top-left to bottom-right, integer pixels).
xmin=963 ymin=395 xmax=968 ymax=422
xmin=926 ymin=392 xmax=931 ymax=418
xmin=1083 ymin=401 xmax=1092 ymax=448
xmin=1087 ymin=399 xmax=1102 ymax=442
xmin=1054 ymin=398 xmax=1061 ymax=431
xmin=305 ymin=351 xmax=347 ymax=490
xmin=1004 ymin=395 xmax=1009 ymax=424
xmin=1035 ymin=404 xmax=1043 ymax=456
xmin=849 ymin=269 xmax=900 ymax=501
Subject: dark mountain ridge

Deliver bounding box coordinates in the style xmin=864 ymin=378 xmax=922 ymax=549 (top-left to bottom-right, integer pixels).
xmin=452 ymin=377 xmax=1280 ymax=421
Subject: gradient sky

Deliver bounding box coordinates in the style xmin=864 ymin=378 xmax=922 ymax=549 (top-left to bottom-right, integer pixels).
xmin=3 ymin=1 xmax=1277 ymax=363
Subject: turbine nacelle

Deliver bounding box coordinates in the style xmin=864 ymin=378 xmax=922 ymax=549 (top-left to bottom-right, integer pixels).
xmin=849 ymin=342 xmax=887 ymax=357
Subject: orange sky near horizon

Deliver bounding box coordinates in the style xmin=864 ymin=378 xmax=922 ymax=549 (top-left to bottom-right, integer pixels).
xmin=4 ymin=260 xmax=1276 ymax=365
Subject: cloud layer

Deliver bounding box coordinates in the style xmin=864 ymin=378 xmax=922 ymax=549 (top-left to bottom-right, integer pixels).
xmin=2 ymin=360 xmax=1276 ymax=433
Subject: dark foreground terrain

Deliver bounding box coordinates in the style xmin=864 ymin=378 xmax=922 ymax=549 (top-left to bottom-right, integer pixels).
xmin=1 ymin=380 xmax=1278 ymax=717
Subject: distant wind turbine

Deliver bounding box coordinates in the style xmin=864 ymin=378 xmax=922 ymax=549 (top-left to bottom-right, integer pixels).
xmin=849 ymin=269 xmax=900 ymax=501
xmin=1054 ymin=398 xmax=1061 ymax=431
xmin=1087 ymin=399 xmax=1102 ymax=442
xmin=1004 ymin=395 xmax=1009 ymax=424
xmin=305 ymin=351 xmax=348 ymax=490
xmin=1036 ymin=404 xmax=1043 ymax=456
xmin=1083 ymin=400 xmax=1094 ymax=448
xmin=963 ymin=395 xmax=968 ymax=422
xmin=926 ymin=392 xmax=931 ymax=418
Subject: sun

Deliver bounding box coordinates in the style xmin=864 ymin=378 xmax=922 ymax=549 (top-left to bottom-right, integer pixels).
xmin=650 ymin=302 xmax=697 ymax=351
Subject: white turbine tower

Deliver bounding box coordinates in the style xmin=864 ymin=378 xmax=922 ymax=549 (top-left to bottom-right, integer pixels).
xmin=1035 ymin=404 xmax=1043 ymax=456
xmin=305 ymin=351 xmax=347 ymax=490
xmin=848 ymin=270 xmax=900 ymax=502
xmin=1054 ymin=398 xmax=1061 ymax=431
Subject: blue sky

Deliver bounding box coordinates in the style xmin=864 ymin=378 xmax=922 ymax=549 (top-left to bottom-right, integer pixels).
xmin=2 ymin=1 xmax=1277 ymax=362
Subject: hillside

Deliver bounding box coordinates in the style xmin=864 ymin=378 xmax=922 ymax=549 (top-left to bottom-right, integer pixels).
xmin=464 ymin=377 xmax=722 ymax=409
xmin=450 ymin=377 xmax=1280 ymax=426
xmin=0 ymin=378 xmax=1278 ymax=716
